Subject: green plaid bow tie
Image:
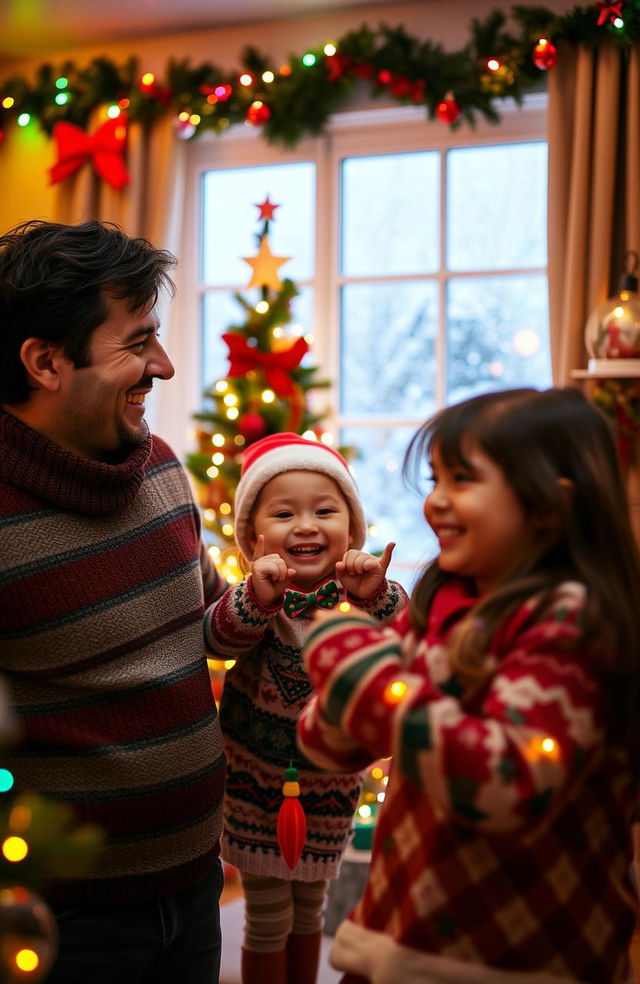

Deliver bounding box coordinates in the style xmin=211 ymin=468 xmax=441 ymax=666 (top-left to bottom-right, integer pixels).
xmin=283 ymin=580 xmax=340 ymax=619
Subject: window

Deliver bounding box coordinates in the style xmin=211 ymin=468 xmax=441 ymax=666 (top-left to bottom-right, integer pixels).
xmin=183 ymin=98 xmax=550 ymax=588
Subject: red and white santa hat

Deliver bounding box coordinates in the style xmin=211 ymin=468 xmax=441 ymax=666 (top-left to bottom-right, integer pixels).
xmin=234 ymin=432 xmax=367 ymax=560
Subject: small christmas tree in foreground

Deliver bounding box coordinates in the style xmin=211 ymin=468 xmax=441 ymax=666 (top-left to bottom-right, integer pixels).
xmin=186 ymin=196 xmax=333 ymax=587
xmin=0 ymin=684 xmax=103 ymax=983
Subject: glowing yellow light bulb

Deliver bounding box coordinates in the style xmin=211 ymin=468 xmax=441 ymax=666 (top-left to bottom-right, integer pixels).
xmin=226 ymin=407 xmax=239 ymax=420
xmin=212 ymin=433 xmax=225 ymax=447
xmin=371 ymin=767 xmax=383 ymax=779
xmin=383 ymin=680 xmax=408 ymax=705
xmin=320 ymin=431 xmax=334 ymax=445
xmin=302 ymin=430 xmax=316 ymax=440
xmin=358 ymin=804 xmax=372 ymax=819
xmin=215 ymin=380 xmax=228 ymax=393
xmin=324 ymin=43 xmax=337 ymax=56
xmin=541 ymin=737 xmax=556 ymax=754
xmin=1 ymin=96 xmax=15 ymax=109
xmin=2 ymin=836 xmax=28 ymax=862
xmin=222 ymin=523 xmax=234 ymax=536
xmin=262 ymin=71 xmax=275 ymax=83
xmin=208 ymin=545 xmax=221 ymax=558
xmin=338 ymin=602 xmax=351 ymax=613
xmin=227 ymin=555 xmax=238 ymax=568
xmin=212 ymin=452 xmax=225 ymax=466
xmin=224 ymin=659 xmax=237 ymax=670
xmin=223 ymin=393 xmax=238 ymax=406
xmin=261 ymin=389 xmax=275 ymax=403
xmin=239 ymin=73 xmax=253 ymax=86
xmin=255 ymin=300 xmax=269 ymax=313
xmin=219 ymin=502 xmax=232 ymax=515
xmin=15 ymin=949 xmax=39 ymax=972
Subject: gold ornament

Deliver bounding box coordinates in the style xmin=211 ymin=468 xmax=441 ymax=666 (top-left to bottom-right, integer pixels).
xmin=242 ymin=235 xmax=290 ymax=290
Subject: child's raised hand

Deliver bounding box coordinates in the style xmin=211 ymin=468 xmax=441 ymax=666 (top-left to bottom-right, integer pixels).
xmin=250 ymin=535 xmax=296 ymax=607
xmin=336 ymin=542 xmax=395 ymax=600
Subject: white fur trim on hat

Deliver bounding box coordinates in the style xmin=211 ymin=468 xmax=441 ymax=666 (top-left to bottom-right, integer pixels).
xmin=234 ymin=433 xmax=367 ymax=561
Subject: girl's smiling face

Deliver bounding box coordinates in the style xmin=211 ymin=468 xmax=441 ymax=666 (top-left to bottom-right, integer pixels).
xmin=424 ymin=440 xmax=538 ymax=594
xmin=248 ymin=470 xmax=353 ymax=591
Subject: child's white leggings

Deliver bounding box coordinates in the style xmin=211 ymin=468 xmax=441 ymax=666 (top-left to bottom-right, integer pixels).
xmin=240 ymin=871 xmax=328 ymax=952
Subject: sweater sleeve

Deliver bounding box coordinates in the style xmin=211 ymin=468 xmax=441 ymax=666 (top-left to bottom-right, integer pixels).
xmin=204 ymin=576 xmax=280 ymax=658
xmin=299 ymin=583 xmax=606 ymax=832
xmin=347 ymin=578 xmax=409 ymax=623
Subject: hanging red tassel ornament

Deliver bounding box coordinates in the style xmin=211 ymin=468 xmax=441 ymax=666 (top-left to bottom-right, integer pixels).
xmin=435 ymin=92 xmax=461 ymax=124
xmin=277 ymin=765 xmax=307 ymax=870
xmin=532 ymin=38 xmax=558 ymax=70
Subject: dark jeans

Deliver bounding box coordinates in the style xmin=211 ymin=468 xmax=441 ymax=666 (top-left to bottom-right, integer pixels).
xmin=46 ymin=861 xmax=223 ymax=984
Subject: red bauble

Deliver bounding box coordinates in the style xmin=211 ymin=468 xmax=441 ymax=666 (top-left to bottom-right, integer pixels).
xmin=246 ymin=101 xmax=271 ymax=126
xmin=532 ymin=38 xmax=558 ymax=70
xmin=238 ymin=412 xmax=267 ymax=441
xmin=436 ymin=95 xmax=461 ymax=124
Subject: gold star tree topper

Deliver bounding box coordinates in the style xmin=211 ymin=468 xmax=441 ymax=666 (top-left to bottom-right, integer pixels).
xmin=243 ymin=235 xmax=291 ymax=290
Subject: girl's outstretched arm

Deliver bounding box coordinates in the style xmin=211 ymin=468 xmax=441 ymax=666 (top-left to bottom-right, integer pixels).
xmin=298 ymin=583 xmax=607 ymax=832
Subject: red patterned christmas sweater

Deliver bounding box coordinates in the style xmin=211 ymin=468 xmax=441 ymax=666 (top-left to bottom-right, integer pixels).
xmin=298 ymin=577 xmax=638 ymax=983
xmin=205 ymin=575 xmax=407 ymax=881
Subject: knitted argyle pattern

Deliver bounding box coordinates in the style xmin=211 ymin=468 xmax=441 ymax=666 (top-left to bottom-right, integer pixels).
xmin=0 ymin=408 xmax=227 ymax=904
xmin=299 ymin=579 xmax=638 ymax=983
xmin=206 ymin=575 xmax=407 ymax=881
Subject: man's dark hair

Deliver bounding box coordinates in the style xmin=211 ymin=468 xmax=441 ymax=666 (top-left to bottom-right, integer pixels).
xmin=0 ymin=219 xmax=176 ymax=403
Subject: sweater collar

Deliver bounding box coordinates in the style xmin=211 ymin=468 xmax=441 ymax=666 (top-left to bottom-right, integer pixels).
xmin=0 ymin=408 xmax=152 ymax=516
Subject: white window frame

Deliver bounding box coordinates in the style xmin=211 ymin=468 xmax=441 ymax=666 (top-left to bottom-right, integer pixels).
xmin=176 ymin=94 xmax=547 ymax=460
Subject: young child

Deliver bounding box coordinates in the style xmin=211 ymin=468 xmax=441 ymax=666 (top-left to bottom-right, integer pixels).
xmin=298 ymin=387 xmax=640 ymax=984
xmin=205 ymin=432 xmax=408 ymax=984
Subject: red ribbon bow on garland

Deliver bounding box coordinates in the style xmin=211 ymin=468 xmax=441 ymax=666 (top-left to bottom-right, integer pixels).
xmin=595 ymin=1 xmax=624 ymax=25
xmin=222 ymin=333 xmax=309 ymax=397
xmin=50 ymin=115 xmax=130 ymax=190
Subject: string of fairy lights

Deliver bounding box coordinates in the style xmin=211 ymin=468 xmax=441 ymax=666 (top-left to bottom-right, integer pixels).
xmin=0 ymin=3 xmax=638 ymax=156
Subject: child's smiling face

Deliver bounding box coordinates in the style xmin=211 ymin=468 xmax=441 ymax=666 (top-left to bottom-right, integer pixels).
xmin=248 ymin=470 xmax=354 ymax=591
xmin=424 ymin=440 xmax=538 ymax=594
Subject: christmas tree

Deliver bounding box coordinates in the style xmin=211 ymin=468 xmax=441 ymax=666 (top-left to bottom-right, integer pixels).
xmin=186 ymin=196 xmax=334 ymax=586
xmin=0 ymin=682 xmax=103 ymax=983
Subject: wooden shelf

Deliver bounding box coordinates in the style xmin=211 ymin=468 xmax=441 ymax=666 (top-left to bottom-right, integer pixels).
xmin=572 ymin=359 xmax=640 ymax=379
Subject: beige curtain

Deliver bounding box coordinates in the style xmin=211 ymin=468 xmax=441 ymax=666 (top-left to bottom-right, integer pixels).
xmin=52 ymin=112 xmax=187 ymax=444
xmin=547 ymin=42 xmax=640 ymax=384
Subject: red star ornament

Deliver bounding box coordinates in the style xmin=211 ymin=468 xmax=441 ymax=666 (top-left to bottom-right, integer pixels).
xmin=256 ymin=196 xmax=280 ymax=221
xmin=242 ymin=235 xmax=291 ymax=290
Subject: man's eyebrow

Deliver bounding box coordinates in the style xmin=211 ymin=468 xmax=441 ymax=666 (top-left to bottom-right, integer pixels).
xmin=124 ymin=324 xmax=159 ymax=343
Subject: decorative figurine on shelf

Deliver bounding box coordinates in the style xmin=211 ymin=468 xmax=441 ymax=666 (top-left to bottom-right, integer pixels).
xmin=585 ymin=249 xmax=640 ymax=369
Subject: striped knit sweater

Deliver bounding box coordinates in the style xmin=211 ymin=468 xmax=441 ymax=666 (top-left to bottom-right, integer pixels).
xmin=298 ymin=578 xmax=638 ymax=984
xmin=206 ymin=575 xmax=408 ymax=881
xmin=0 ymin=408 xmax=227 ymax=904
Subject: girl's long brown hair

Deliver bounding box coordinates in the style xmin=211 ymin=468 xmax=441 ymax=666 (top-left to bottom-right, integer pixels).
xmin=404 ymin=387 xmax=640 ymax=768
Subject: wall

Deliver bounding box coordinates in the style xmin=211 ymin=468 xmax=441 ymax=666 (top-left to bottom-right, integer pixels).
xmin=0 ymin=0 xmax=573 ymax=232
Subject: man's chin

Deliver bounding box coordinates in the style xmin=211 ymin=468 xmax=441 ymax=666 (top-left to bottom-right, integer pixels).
xmin=114 ymin=420 xmax=150 ymax=456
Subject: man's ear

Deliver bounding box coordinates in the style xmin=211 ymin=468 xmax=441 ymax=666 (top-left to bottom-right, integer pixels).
xmin=19 ymin=338 xmax=68 ymax=392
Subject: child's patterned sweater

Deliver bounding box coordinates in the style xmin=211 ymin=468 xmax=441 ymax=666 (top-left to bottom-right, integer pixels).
xmin=298 ymin=577 xmax=638 ymax=983
xmin=205 ymin=575 xmax=407 ymax=881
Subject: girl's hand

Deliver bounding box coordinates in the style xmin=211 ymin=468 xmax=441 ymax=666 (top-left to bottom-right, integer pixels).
xmin=336 ymin=542 xmax=395 ymax=600
xmin=250 ymin=535 xmax=296 ymax=607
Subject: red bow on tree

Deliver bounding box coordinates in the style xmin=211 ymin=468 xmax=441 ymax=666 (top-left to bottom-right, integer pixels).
xmin=595 ymin=1 xmax=624 ymax=25
xmin=222 ymin=333 xmax=309 ymax=396
xmin=50 ymin=115 xmax=130 ymax=190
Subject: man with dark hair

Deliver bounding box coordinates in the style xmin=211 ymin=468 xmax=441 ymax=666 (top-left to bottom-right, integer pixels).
xmin=0 ymin=220 xmax=227 ymax=983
